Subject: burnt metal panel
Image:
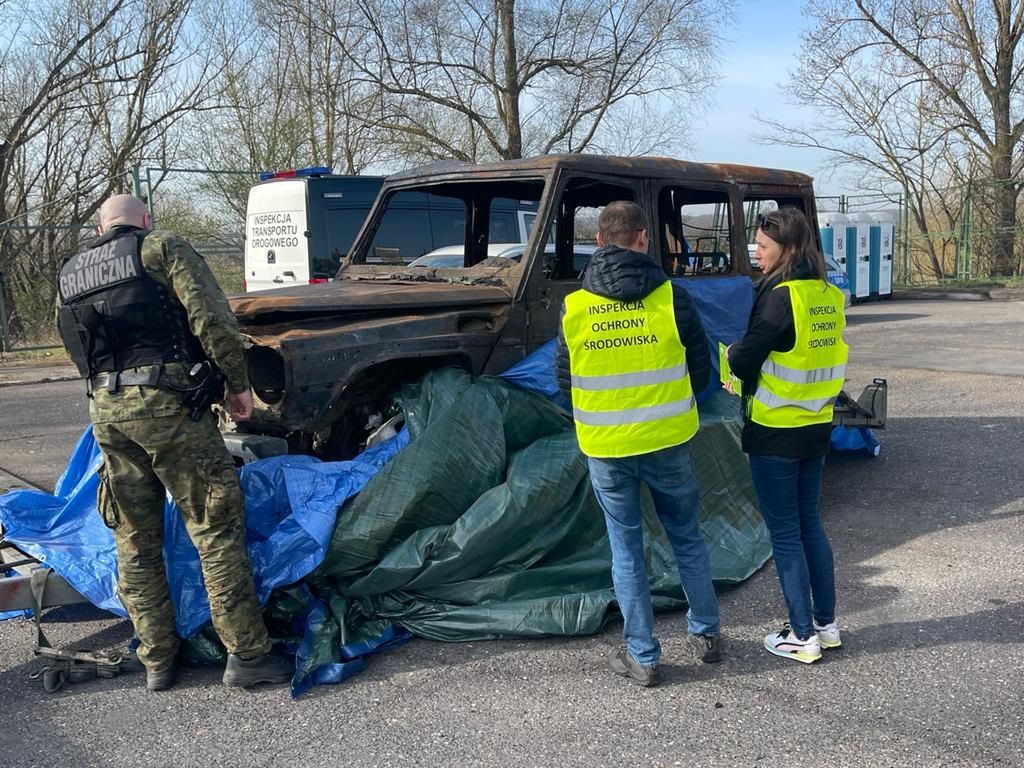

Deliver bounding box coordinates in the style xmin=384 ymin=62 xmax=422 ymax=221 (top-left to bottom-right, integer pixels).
xmin=231 ymin=280 xmax=512 ymax=323
xmin=241 ymin=305 xmax=510 ymax=433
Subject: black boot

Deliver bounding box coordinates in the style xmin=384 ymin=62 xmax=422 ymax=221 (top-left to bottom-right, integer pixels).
xmin=222 ymin=652 xmax=292 ymax=688
xmin=146 ymin=663 xmax=178 ymax=692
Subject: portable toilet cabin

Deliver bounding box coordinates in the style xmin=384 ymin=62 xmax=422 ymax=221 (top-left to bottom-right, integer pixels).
xmin=871 ymin=215 xmax=895 ymax=299
xmin=819 ymin=212 xmax=849 ymax=273
xmin=848 ymin=214 xmax=872 ymax=301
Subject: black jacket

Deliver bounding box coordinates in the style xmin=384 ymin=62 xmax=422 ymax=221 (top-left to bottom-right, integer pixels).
xmin=556 ymin=245 xmax=711 ymax=406
xmin=727 ymin=266 xmax=833 ymax=457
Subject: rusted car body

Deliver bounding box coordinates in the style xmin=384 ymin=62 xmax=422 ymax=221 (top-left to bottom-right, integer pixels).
xmin=228 ymin=154 xmax=819 ymax=458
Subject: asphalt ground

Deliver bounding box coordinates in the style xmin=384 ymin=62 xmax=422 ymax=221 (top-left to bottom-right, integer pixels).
xmin=0 ymin=299 xmax=1022 ymax=767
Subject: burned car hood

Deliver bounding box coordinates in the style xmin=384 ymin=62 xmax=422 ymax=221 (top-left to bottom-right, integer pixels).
xmin=230 ymin=279 xmax=512 ymax=323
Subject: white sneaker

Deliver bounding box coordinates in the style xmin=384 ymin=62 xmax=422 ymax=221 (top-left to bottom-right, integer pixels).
xmin=763 ymin=623 xmax=822 ymax=664
xmin=814 ymin=620 xmax=842 ymax=649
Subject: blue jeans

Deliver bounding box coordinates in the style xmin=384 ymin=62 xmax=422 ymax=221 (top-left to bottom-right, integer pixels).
xmin=588 ymin=442 xmax=720 ymax=667
xmin=748 ymin=454 xmax=836 ymax=639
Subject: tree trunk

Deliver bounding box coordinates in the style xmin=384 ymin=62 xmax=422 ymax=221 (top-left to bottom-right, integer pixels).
xmin=990 ymin=159 xmax=1018 ymax=276
xmin=498 ymin=0 xmax=522 ymax=160
xmin=988 ymin=14 xmax=1018 ymax=278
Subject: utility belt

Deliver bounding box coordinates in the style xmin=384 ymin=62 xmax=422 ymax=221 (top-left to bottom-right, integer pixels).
xmin=87 ymin=361 xmax=226 ymax=421
xmin=86 ymin=364 xmax=170 ymax=394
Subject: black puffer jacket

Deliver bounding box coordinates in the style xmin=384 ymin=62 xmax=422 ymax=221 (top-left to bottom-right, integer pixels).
xmin=727 ymin=264 xmax=833 ymax=458
xmin=556 ymin=245 xmax=711 ymax=406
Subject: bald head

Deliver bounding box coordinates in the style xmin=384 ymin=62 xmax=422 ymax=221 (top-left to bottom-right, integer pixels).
xmin=98 ymin=195 xmax=151 ymax=233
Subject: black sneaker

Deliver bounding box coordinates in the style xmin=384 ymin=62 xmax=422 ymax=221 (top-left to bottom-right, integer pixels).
xmin=608 ymin=649 xmax=659 ymax=687
xmin=688 ymin=633 xmax=723 ymax=663
xmin=146 ymin=663 xmax=178 ymax=692
xmin=223 ymin=652 xmax=293 ymax=688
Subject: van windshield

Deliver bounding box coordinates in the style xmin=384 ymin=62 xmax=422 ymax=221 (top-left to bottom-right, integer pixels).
xmin=340 ymin=179 xmax=546 ymax=277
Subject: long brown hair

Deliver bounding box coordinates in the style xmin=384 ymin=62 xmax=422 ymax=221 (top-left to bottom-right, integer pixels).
xmin=757 ymin=207 xmax=827 ymax=281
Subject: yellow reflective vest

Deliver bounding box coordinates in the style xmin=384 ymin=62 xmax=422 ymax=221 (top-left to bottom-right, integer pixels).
xmin=750 ymin=279 xmax=848 ymax=429
xmin=561 ymin=281 xmax=698 ymax=458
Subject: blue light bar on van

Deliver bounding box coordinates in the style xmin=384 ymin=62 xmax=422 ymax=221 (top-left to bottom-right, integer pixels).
xmin=258 ymin=166 xmax=332 ymax=182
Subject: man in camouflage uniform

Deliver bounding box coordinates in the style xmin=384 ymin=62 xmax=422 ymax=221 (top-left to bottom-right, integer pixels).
xmin=57 ymin=195 xmax=291 ymax=691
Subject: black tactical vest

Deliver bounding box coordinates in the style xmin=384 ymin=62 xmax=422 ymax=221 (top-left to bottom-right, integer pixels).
xmin=57 ymin=227 xmax=206 ymax=379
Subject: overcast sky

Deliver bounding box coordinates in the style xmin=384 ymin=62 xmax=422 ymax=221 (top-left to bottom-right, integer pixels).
xmin=688 ymin=0 xmax=838 ymax=193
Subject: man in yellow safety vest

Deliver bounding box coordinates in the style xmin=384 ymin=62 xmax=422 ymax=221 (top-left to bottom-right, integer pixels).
xmin=556 ymin=201 xmax=720 ymax=687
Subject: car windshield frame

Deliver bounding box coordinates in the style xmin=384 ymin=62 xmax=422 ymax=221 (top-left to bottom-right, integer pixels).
xmin=338 ymin=176 xmax=549 ymax=285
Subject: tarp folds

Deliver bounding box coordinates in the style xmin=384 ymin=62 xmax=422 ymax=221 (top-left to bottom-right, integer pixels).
xmin=0 ymin=424 xmax=409 ymax=635
xmin=167 ymin=432 xmax=409 ymax=637
xmin=174 ymin=367 xmax=771 ymax=690
xmin=305 ymin=368 xmax=770 ymax=647
xmin=830 ymin=425 xmax=881 ymax=456
xmin=0 ymin=428 xmax=122 ymax=616
xmin=0 ymin=367 xmax=769 ymax=695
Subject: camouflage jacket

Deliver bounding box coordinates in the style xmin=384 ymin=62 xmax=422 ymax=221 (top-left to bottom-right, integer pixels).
xmin=87 ymin=229 xmax=249 ymax=424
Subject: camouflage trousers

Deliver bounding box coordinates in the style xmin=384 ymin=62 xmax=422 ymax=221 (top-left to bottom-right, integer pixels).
xmin=93 ymin=410 xmax=270 ymax=672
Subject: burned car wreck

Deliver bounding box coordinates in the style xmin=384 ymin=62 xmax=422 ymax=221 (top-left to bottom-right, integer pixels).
xmin=227 ymin=154 xmax=825 ymax=461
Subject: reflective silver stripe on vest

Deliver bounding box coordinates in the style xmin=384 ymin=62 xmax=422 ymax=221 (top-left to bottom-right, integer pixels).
xmin=571 ymin=362 xmax=688 ymax=392
xmin=760 ymin=359 xmax=847 ymax=385
xmin=573 ymin=396 xmax=695 ymax=427
xmin=753 ymin=387 xmax=837 ymax=413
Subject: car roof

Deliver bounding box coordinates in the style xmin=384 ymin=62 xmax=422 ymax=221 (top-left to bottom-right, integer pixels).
xmin=388 ymin=154 xmax=813 ymax=187
xmin=423 ymin=242 xmax=599 ymax=259
xmin=422 ymin=243 xmax=528 ymax=259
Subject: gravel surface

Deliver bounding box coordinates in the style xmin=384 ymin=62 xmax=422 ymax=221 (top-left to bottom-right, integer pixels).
xmin=1 ymin=299 xmax=1022 ymax=767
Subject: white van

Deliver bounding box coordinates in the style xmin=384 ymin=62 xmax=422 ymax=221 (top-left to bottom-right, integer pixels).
xmin=244 ymin=167 xmax=540 ymax=292
xmin=244 ymin=169 xmax=383 ymax=292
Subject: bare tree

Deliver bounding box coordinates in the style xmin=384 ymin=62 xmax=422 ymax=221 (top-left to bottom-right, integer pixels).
xmin=760 ymin=0 xmax=1024 ymax=277
xmin=0 ymin=0 xmax=221 ymax=344
xmin=279 ymin=0 xmax=727 ymax=162
xmin=192 ymin=0 xmax=390 ymax=221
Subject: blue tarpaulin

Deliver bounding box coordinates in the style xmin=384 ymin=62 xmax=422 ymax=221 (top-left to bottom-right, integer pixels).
xmin=0 ymin=426 xmax=409 ymax=634
xmin=0 ymin=429 xmax=122 ymax=615
xmin=830 ymin=425 xmax=881 ymax=456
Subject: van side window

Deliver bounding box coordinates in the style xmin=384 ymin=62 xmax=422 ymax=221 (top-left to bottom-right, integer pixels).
xmin=490 ymin=197 xmax=533 ymax=243
xmin=658 ymin=187 xmax=732 ymax=277
xmin=428 ymin=206 xmax=465 ymax=249
xmin=320 ymin=208 xmax=369 ymax=276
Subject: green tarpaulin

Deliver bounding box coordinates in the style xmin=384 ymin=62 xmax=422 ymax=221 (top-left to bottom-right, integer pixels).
xmin=304 ymin=368 xmax=770 ymax=644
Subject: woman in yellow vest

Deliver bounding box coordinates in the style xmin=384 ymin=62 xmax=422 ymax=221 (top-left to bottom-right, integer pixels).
xmin=727 ymin=207 xmax=848 ymax=664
